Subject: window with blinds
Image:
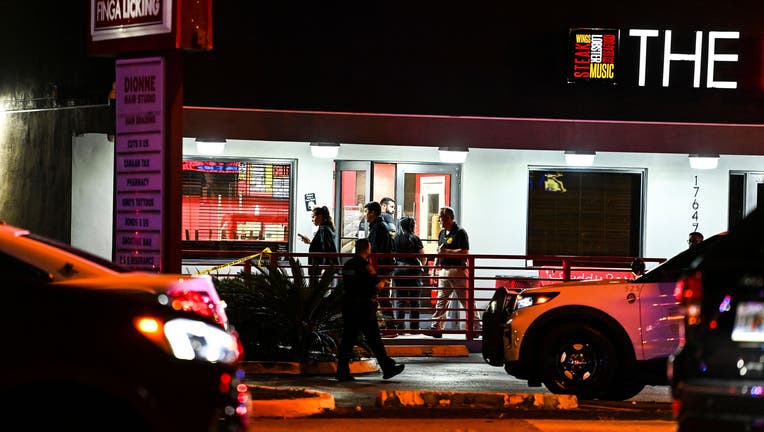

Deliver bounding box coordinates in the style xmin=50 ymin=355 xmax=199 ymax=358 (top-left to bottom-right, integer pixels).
xmin=527 ymin=168 xmax=644 ymax=259
xmin=181 ymin=158 xmax=294 ymax=257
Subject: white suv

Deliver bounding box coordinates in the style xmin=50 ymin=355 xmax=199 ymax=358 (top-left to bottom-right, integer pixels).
xmin=482 ymin=234 xmax=724 ymax=400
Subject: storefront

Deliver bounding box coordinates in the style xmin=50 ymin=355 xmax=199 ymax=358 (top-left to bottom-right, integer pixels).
xmin=72 ymin=3 xmax=764 ymax=277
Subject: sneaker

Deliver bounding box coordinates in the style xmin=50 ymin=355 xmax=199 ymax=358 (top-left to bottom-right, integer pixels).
xmin=335 ymin=374 xmax=355 ymax=382
xmin=382 ymin=363 xmax=405 ymax=379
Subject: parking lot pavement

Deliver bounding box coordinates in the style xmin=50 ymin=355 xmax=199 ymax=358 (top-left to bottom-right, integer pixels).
xmin=245 ymin=353 xmax=673 ymax=419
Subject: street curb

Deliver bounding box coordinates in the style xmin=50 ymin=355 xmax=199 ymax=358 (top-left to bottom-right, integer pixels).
xmin=376 ymin=390 xmax=578 ymax=410
xmin=249 ymin=385 xmax=335 ymax=418
xmin=385 ymin=344 xmax=469 ymax=357
xmin=243 ymin=358 xmax=379 ymax=375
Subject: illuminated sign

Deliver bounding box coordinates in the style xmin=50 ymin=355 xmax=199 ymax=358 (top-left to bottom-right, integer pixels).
xmin=628 ymin=29 xmax=739 ymax=88
xmin=569 ymin=28 xmax=619 ymax=84
xmin=90 ymin=0 xmax=172 ymax=41
xmin=182 ymin=160 xmax=240 ymax=173
xmin=115 ymin=57 xmax=165 ymax=272
xmin=568 ymin=27 xmax=740 ymax=89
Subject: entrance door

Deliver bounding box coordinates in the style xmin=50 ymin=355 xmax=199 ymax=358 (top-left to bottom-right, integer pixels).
xmin=744 ymin=172 xmax=764 ymax=216
xmin=396 ymin=164 xmax=462 ymax=253
xmin=729 ymin=171 xmax=764 ymax=230
xmin=335 ymin=161 xmax=462 ymax=253
xmin=334 ymin=161 xmax=371 ymax=253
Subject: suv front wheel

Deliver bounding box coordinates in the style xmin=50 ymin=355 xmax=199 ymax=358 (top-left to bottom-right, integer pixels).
xmin=539 ymin=322 xmax=618 ymax=400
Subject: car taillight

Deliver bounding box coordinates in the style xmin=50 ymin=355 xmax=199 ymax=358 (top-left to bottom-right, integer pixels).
xmin=674 ymin=271 xmax=703 ymax=325
xmin=674 ymin=271 xmax=703 ymax=303
xmin=168 ymin=291 xmax=222 ymax=325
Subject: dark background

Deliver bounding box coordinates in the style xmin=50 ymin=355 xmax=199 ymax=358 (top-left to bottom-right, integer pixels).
xmin=183 ymin=1 xmax=764 ymax=123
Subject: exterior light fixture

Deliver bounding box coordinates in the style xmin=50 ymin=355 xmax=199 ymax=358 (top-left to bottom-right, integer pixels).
xmin=564 ymin=150 xmax=596 ymax=167
xmin=688 ymin=154 xmax=720 ymax=170
xmin=310 ymin=142 xmax=340 ymax=159
xmin=438 ymin=146 xmax=469 ymax=163
xmin=195 ymin=138 xmax=226 ymax=155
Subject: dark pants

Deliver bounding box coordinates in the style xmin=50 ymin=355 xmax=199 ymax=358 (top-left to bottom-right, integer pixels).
xmin=393 ymin=275 xmax=422 ymax=330
xmin=336 ymin=304 xmax=396 ymax=377
xmin=376 ymin=272 xmax=394 ymax=328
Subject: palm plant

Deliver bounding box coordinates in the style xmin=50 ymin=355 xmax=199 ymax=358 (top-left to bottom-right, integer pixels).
xmin=213 ymin=258 xmax=345 ymax=364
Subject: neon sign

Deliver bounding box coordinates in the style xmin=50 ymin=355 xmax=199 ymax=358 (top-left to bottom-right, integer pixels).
xmin=629 ymin=29 xmax=739 ymax=88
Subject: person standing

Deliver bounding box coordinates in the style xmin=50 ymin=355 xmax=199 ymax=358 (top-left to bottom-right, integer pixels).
xmin=380 ymin=197 xmax=397 ymax=235
xmin=335 ymin=239 xmax=405 ymax=381
xmin=364 ymin=201 xmax=395 ymax=329
xmin=429 ymin=206 xmax=481 ymax=337
xmin=688 ymin=231 xmax=704 ymax=248
xmin=358 ymin=197 xmax=396 ymax=238
xmin=392 ymin=216 xmax=426 ymax=332
xmin=299 ymin=206 xmax=338 ymax=275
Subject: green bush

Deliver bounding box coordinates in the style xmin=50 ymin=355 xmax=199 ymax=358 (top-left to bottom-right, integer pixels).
xmin=213 ymin=258 xmax=344 ymax=364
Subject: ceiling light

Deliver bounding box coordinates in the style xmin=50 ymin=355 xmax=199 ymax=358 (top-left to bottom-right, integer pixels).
xmin=310 ymin=142 xmax=340 ymax=159
xmin=195 ymin=138 xmax=226 ymax=155
xmin=688 ymin=154 xmax=720 ymax=170
xmin=564 ymin=150 xmax=596 ymax=167
xmin=438 ymin=146 xmax=469 ymax=163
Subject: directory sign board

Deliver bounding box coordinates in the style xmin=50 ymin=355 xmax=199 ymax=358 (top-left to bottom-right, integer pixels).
xmin=115 ymin=57 xmax=164 ymax=271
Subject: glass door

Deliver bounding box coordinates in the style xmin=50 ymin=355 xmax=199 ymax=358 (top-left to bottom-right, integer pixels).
xmin=334 ymin=161 xmax=371 ymax=253
xmin=396 ymin=163 xmax=462 ymax=253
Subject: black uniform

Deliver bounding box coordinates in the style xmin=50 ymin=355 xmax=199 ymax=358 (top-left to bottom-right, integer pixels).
xmin=336 ymin=253 xmax=397 ymax=378
xmin=366 ymin=216 xmax=395 ymax=326
xmin=392 ymin=218 xmax=425 ymax=331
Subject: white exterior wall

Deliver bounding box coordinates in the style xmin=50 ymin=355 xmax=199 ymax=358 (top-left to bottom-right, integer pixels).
xmin=71 ymin=133 xmax=114 ymax=259
xmin=73 ymin=135 xmax=764 ymax=268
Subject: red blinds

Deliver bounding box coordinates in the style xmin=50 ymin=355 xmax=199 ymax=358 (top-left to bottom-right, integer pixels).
xmin=181 ymin=159 xmax=292 ymax=243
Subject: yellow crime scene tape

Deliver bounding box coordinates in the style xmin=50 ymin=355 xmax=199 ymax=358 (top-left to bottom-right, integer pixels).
xmin=194 ymin=247 xmax=272 ymax=275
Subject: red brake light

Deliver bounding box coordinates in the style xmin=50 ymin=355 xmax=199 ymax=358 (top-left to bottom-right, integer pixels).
xmin=168 ymin=291 xmax=222 ymax=324
xmin=674 ymin=271 xmax=703 ymax=303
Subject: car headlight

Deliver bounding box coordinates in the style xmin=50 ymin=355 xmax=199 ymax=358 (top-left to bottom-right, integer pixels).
xmin=515 ymin=292 xmax=559 ymax=310
xmin=135 ymin=316 xmax=240 ymax=364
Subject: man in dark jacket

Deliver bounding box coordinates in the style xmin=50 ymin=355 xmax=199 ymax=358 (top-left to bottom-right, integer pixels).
xmin=335 ymin=239 xmax=405 ymax=381
xmin=363 ymin=201 xmax=395 ymax=329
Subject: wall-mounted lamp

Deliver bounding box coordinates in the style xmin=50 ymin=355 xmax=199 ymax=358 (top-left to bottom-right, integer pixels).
xmin=195 ymin=138 xmax=226 ymax=155
xmin=310 ymin=142 xmax=340 ymax=159
xmin=688 ymin=154 xmax=720 ymax=170
xmin=564 ymin=150 xmax=596 ymax=167
xmin=438 ymin=146 xmax=469 ymax=163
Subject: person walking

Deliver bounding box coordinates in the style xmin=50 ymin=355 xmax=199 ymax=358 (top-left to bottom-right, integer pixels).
xmin=335 ymin=238 xmax=405 ymax=381
xmin=299 ymin=206 xmax=338 ymax=276
xmin=429 ymin=206 xmax=481 ymax=337
xmin=392 ymin=216 xmax=426 ymax=332
xmin=357 ymin=197 xmax=396 ymax=238
xmin=364 ymin=201 xmax=395 ymax=329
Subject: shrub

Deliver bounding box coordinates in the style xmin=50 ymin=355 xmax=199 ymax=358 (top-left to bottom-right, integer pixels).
xmin=214 ymin=258 xmax=344 ymax=364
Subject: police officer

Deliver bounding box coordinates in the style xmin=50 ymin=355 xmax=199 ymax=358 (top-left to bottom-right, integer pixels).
xmin=335 ymin=238 xmax=405 ymax=381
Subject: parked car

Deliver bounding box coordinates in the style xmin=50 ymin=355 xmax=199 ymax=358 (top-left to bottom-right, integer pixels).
xmin=0 ymin=221 xmax=229 ymax=329
xmin=0 ymin=275 xmax=249 ymax=432
xmin=482 ymin=233 xmax=726 ymax=400
xmin=669 ymin=207 xmax=764 ymax=431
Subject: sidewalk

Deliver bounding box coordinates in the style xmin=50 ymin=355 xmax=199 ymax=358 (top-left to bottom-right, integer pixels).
xmin=244 ymin=353 xmax=673 ymax=419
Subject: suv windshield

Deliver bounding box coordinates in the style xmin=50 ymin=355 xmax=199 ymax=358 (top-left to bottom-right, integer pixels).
xmin=25 ymin=233 xmax=132 ymax=273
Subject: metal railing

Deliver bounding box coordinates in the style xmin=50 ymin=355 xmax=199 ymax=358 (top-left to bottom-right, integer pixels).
xmin=183 ymin=250 xmax=666 ymax=341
